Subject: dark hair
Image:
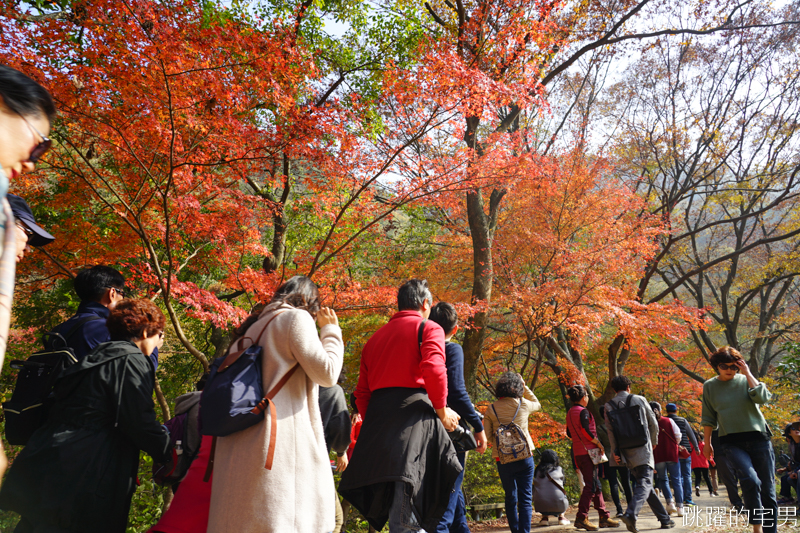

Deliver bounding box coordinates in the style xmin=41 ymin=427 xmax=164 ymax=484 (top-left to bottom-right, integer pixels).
xmin=349 ymin=392 xmax=358 ymax=414
xmin=0 ymin=65 xmax=56 ymax=122
xmin=610 ymin=375 xmax=632 ymax=392
xmin=534 ymin=449 xmax=560 ymax=477
xmin=74 ymin=265 xmax=125 ymax=302
xmin=709 ymin=346 xmax=743 ymax=372
xmin=567 ymin=385 xmax=586 ymax=403
xmin=107 ymin=299 xmax=165 ymax=342
xmin=270 ymin=275 xmax=320 ymax=318
xmin=397 ymin=279 xmax=432 ymax=311
xmin=429 ymin=302 xmax=457 ymax=336
xmin=649 ymin=401 xmax=662 ymax=414
xmin=495 ymin=372 xmax=525 ymax=398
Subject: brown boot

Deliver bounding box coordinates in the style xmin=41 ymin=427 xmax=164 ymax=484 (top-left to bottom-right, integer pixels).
xmin=600 ymin=517 xmax=620 ymax=528
xmin=574 ymin=517 xmax=599 ymax=531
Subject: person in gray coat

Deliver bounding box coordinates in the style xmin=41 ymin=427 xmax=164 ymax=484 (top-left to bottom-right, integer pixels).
xmin=605 ymin=375 xmax=674 ymax=532
xmin=533 ymin=449 xmax=570 ymax=527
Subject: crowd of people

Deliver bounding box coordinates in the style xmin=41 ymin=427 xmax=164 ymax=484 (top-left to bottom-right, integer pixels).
xmin=0 ymin=64 xmax=798 ymax=533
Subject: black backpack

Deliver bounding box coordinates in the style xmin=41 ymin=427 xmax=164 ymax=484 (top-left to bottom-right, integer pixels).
xmin=606 ymin=394 xmax=649 ymax=450
xmin=2 ymin=316 xmax=102 ymax=445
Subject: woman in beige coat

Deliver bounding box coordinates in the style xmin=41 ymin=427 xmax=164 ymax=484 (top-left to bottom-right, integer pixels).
xmin=207 ymin=276 xmax=344 ymax=533
xmin=483 ymin=373 xmax=541 ymax=533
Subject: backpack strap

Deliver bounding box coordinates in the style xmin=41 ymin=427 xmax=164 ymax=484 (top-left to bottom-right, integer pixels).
xmin=491 ymin=399 xmax=522 ymax=427
xmin=254 ymin=363 xmax=300 ymax=470
xmin=218 ymin=311 xmax=284 ymax=373
xmin=417 ymin=319 xmax=427 ymax=353
xmin=44 ymin=315 xmax=104 ymax=350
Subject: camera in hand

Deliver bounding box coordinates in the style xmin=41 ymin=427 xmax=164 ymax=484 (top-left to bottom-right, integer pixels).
xmin=448 ymin=420 xmax=478 ymax=453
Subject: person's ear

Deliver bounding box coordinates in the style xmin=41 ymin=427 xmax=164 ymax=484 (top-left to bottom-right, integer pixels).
xmin=452 ymin=324 xmax=459 ymax=335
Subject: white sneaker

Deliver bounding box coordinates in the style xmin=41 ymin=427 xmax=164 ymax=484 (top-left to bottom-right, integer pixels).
xmin=677 ymin=506 xmax=684 ymax=517
xmin=538 ymin=517 xmax=549 ymax=527
xmin=558 ymin=518 xmax=571 ymax=526
xmin=666 ymin=501 xmax=677 ymax=515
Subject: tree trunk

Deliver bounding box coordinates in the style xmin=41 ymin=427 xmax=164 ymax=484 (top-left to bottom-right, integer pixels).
xmin=462 ymin=186 xmax=506 ymax=393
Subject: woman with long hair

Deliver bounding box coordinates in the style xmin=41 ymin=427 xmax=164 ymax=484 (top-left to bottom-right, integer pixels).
xmin=206 ymin=275 xmax=344 ymax=533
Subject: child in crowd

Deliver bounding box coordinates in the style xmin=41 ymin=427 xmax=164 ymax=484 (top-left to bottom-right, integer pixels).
xmin=533 ymin=449 xmax=570 ymax=527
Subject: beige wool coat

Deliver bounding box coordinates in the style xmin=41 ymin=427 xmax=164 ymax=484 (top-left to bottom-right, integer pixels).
xmin=207 ymin=303 xmax=344 ymax=533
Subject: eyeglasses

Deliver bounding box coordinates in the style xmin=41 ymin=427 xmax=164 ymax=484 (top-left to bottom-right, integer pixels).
xmin=717 ymin=363 xmax=740 ymax=371
xmin=107 ymin=286 xmax=126 ymax=298
xmin=15 ymin=222 xmax=32 ymax=236
xmin=158 ymin=331 xmax=165 ymax=340
xmin=20 ymin=115 xmax=52 ymax=163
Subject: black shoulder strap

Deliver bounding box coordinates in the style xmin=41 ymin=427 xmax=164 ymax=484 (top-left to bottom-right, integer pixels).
xmin=625 ymin=393 xmax=634 ymax=408
xmin=417 ymin=319 xmax=427 ymax=352
xmin=44 ymin=315 xmax=104 ymax=350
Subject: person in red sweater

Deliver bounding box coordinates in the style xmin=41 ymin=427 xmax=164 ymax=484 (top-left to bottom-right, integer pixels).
xmin=338 ymin=279 xmax=461 ymax=533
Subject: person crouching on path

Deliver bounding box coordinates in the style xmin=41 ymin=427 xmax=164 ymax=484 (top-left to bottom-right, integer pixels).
xmin=565 ymin=385 xmax=619 ymax=531
xmin=338 ymin=279 xmax=461 ymax=533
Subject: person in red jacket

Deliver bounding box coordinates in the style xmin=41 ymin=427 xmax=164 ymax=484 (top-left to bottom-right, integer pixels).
xmin=566 ymin=385 xmax=619 ymax=531
xmin=338 ymin=279 xmax=461 ymax=533
xmin=691 ymin=437 xmax=714 ymax=497
xmin=650 ymin=402 xmax=685 ymax=517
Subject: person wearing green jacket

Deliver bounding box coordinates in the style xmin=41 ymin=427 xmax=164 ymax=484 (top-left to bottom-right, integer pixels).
xmin=701 ymin=346 xmax=776 ymax=533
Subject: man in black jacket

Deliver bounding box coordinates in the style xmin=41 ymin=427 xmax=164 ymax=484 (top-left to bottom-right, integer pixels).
xmin=665 ymin=403 xmax=699 ymax=507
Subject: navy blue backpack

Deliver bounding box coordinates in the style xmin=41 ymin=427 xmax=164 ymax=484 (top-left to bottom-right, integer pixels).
xmin=200 ymin=311 xmax=299 ymax=479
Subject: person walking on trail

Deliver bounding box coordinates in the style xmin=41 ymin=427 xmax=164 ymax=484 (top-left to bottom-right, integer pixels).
xmin=711 ymin=428 xmax=742 ymax=508
xmin=483 ymin=372 xmax=541 ymax=533
xmin=604 ymin=375 xmax=674 ymax=533
xmin=664 ymin=403 xmax=698 ymax=507
xmin=319 ymin=380 xmax=352 ymax=533
xmin=565 ymin=385 xmax=619 ymax=531
xmin=701 ymin=346 xmax=777 ymax=533
xmin=597 ymin=404 xmax=632 ymax=518
xmin=47 ymin=266 xmax=159 ymax=366
xmin=649 ymin=402 xmax=684 ymax=517
xmin=339 ymin=279 xmax=461 ymax=533
xmin=429 ymin=301 xmax=487 ymax=533
xmin=690 ymin=429 xmax=714 ymax=498
xmin=206 ymin=276 xmax=344 ymax=533
xmin=0 ymin=299 xmax=171 ymax=533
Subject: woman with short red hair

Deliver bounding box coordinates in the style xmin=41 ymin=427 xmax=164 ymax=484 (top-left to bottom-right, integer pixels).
xmin=0 ymin=299 xmax=172 ymax=533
